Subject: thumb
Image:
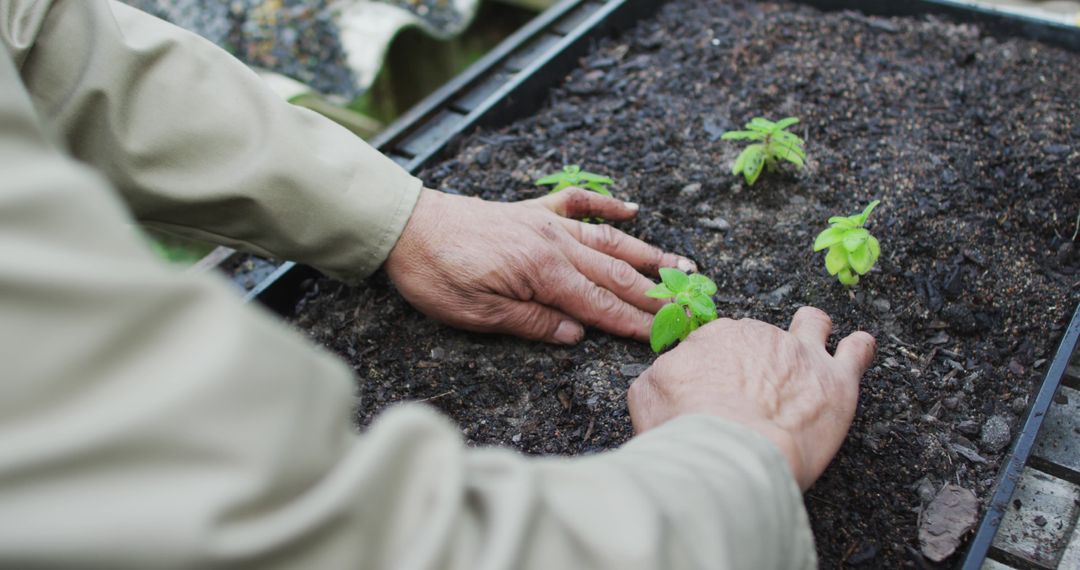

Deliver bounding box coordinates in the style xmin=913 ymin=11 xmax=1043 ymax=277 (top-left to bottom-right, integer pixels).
xmin=492 ymin=298 xmax=585 ymax=345
xmin=834 ymin=331 xmax=876 ymax=378
xmin=534 ymin=187 xmax=640 ymax=221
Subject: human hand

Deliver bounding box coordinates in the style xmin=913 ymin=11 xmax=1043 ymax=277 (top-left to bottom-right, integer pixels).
xmin=383 ymin=188 xmax=697 ymax=344
xmin=626 ymin=307 xmax=875 ymax=490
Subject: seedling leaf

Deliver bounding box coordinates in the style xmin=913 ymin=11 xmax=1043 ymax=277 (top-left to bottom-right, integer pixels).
xmin=721 ymin=130 xmax=765 ymax=141
xmin=688 ymin=294 xmax=716 ymax=321
xmin=814 ymin=227 xmax=846 ymax=251
xmin=838 ymin=269 xmax=859 ymax=286
xmin=774 ymin=117 xmax=800 ymax=130
xmin=825 ymin=246 xmax=847 ymax=275
xmin=841 ymin=228 xmax=869 ymax=252
xmin=689 ymin=273 xmax=717 ymax=295
xmin=651 ymin=303 xmax=690 ymax=353
xmin=659 ymin=267 xmax=690 ymax=292
xmin=814 ymin=200 xmax=883 ymax=286
xmin=646 ymin=269 xmax=719 ymax=352
xmin=722 ymin=116 xmax=807 ymax=186
xmin=848 ymin=245 xmax=873 ymax=275
xmin=645 ymin=283 xmax=674 ymax=299
xmin=867 ymin=235 xmax=881 ymax=264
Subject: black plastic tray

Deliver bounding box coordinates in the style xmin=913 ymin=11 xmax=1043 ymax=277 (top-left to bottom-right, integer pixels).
xmin=246 ymin=1 xmax=1080 ymax=566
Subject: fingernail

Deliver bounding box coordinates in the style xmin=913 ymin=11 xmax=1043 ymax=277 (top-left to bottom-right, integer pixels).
xmin=624 ymin=201 xmax=639 ymax=211
xmin=554 ymin=321 xmax=584 ymax=345
xmin=677 ymin=258 xmax=697 ymax=273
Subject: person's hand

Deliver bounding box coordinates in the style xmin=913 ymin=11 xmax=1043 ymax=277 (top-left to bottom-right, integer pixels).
xmin=627 ymin=307 xmax=875 ymax=490
xmin=383 ymin=188 xmax=696 ymax=344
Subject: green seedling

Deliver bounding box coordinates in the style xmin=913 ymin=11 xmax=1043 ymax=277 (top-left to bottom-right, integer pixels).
xmin=721 ymin=117 xmax=806 ymax=185
xmin=535 ymin=165 xmax=614 ymax=197
xmin=813 ymin=200 xmax=882 ymax=286
xmin=646 ymin=268 xmax=718 ymax=353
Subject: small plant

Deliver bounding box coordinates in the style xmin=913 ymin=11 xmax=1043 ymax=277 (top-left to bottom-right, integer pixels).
xmin=813 ymin=200 xmax=882 ymax=286
xmin=535 ymin=165 xmax=614 ymax=197
xmin=721 ymin=117 xmax=806 ymax=185
xmin=646 ymin=268 xmax=718 ymax=353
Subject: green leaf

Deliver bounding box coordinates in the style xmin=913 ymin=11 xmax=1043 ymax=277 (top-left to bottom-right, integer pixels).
xmin=848 ymin=244 xmax=874 ymax=275
xmin=772 ymin=135 xmax=806 ymax=157
xmin=855 ymin=200 xmax=881 ymax=226
xmin=645 ymin=283 xmax=674 ymax=299
xmin=675 ymin=292 xmax=691 ymax=306
xmin=813 ymin=227 xmax=846 ymax=251
xmin=747 ymin=117 xmax=776 ymax=132
xmin=842 ymin=228 xmax=870 ymax=252
xmin=586 ymin=182 xmax=613 ymax=197
xmin=659 ymin=267 xmax=690 ymax=292
xmin=739 ymin=145 xmax=766 ymax=185
xmin=651 ymin=303 xmax=690 ymax=353
xmin=578 ymin=172 xmax=614 ymax=184
xmin=689 ymin=273 xmax=717 ymax=295
xmin=535 ymin=174 xmax=563 ymax=186
xmin=721 ymin=130 xmax=764 ymax=141
xmin=770 ymin=143 xmax=805 ymax=168
xmin=564 ymin=165 xmax=581 ymax=175
xmin=867 ymin=235 xmax=881 ymax=264
xmin=687 ymin=293 xmax=717 ymax=321
xmin=828 ymin=216 xmax=857 ymax=229
xmin=825 ymin=246 xmax=848 ymax=275
xmin=774 ymin=117 xmax=800 ymax=131
xmin=838 ymin=269 xmax=859 ymax=286
xmin=744 ymin=159 xmax=765 ymax=185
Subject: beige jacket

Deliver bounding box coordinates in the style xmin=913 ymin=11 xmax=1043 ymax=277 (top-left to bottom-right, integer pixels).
xmin=0 ymin=1 xmax=815 ymax=568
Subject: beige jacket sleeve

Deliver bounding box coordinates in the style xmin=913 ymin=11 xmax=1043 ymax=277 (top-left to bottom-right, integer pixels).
xmin=4 ymin=0 xmax=421 ymax=282
xmin=0 ymin=1 xmax=816 ymax=568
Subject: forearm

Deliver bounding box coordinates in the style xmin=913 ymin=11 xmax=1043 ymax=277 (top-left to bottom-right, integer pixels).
xmin=8 ymin=0 xmax=420 ymax=282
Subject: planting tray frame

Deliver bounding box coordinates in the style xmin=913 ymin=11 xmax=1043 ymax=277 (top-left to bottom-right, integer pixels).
xmin=244 ymin=0 xmax=1080 ymax=566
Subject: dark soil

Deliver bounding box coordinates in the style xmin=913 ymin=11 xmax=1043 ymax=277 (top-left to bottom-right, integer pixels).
xmin=293 ymin=1 xmax=1080 ymax=566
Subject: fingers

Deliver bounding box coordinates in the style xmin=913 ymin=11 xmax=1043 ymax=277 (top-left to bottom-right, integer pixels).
xmin=488 ymin=297 xmax=585 ymax=345
xmin=563 ymin=219 xmax=696 ymax=276
xmin=788 ymin=306 xmax=833 ymax=346
xmin=536 ymin=267 xmax=654 ymax=343
xmin=537 ymin=187 xmax=640 ymax=221
xmin=565 ymin=245 xmax=668 ymax=314
xmin=835 ymin=331 xmax=877 ymax=378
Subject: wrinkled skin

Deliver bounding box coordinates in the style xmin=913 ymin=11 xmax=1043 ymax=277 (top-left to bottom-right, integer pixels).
xmin=628 ymin=307 xmax=876 ymax=490
xmin=386 ymin=189 xmax=874 ymax=489
xmin=384 ymin=188 xmax=696 ymax=344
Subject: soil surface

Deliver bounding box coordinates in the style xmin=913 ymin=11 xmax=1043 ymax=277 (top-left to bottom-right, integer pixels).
xmin=293 ymin=1 xmax=1080 ymax=566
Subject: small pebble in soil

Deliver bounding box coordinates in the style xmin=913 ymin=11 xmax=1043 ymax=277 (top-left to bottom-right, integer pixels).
xmin=697 ymin=216 xmax=730 ymax=231
xmin=679 ymin=182 xmax=702 ymax=196
xmin=980 ymin=415 xmax=1012 ymax=453
xmin=871 ymin=298 xmax=891 ymax=313
xmin=915 ymin=478 xmax=936 ymax=504
xmin=619 ymin=363 xmax=650 ymax=378
xmin=951 ymin=443 xmax=987 ymax=464
xmin=928 ymin=331 xmax=950 ymax=345
xmin=918 ymin=484 xmax=979 ymax=562
xmin=764 ymin=284 xmax=793 ymax=306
